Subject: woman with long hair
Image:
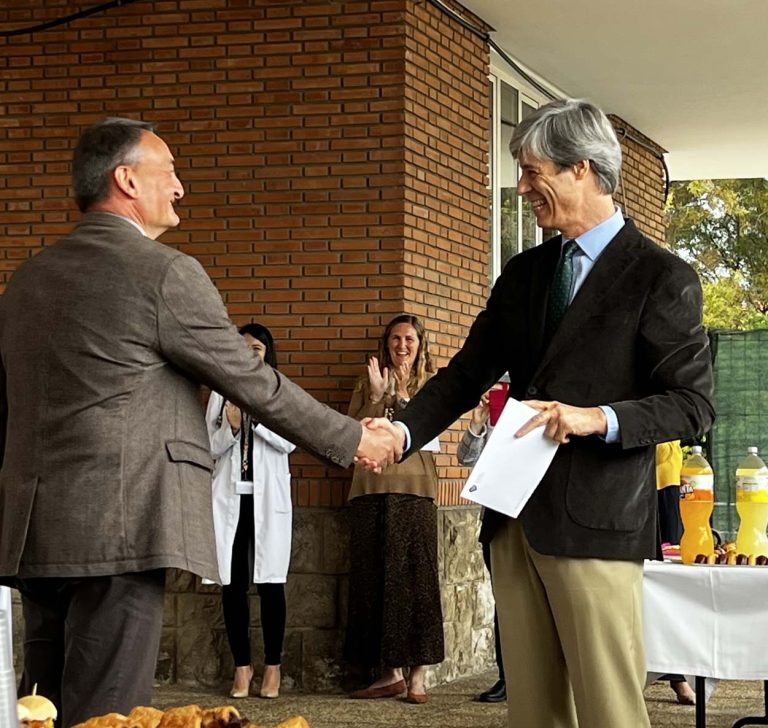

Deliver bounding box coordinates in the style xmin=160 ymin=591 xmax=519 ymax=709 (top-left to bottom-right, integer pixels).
xmin=345 ymin=314 xmax=444 ymax=704
xmin=206 ymin=323 xmax=295 ymax=699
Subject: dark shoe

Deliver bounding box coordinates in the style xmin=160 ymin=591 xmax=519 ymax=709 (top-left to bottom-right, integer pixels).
xmin=478 ymin=678 xmax=506 ymax=703
xmin=349 ymin=679 xmax=406 ymax=699
xmin=405 ymin=690 xmax=429 ymax=704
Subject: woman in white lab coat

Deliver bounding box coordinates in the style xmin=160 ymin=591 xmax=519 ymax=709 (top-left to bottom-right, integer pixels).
xmin=206 ymin=323 xmax=295 ymax=700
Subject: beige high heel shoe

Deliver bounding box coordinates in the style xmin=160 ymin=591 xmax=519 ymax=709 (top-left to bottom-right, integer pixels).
xmin=230 ymin=665 xmax=253 ymax=699
xmin=259 ymin=665 xmax=281 ymax=699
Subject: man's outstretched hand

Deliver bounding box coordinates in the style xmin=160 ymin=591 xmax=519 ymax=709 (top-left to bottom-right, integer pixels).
xmin=354 ymin=417 xmax=406 ymax=472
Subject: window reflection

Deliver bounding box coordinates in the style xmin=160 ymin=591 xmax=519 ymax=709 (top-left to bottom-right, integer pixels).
xmin=488 ymin=71 xmax=544 ymax=280
xmin=520 ymin=101 xmax=538 ymax=251
xmin=500 ymin=81 xmax=518 ymax=269
xmin=488 ymin=80 xmax=494 ymax=279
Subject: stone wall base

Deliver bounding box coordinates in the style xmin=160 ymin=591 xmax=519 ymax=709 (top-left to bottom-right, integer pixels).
xmin=11 ymin=505 xmax=495 ymax=692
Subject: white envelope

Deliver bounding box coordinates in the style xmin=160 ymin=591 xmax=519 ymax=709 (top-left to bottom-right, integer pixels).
xmin=460 ymin=398 xmax=559 ymax=517
xmin=421 ymin=435 xmax=440 ymax=452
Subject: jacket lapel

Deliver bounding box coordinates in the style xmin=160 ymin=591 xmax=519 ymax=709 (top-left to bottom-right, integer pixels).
xmin=535 ymin=220 xmax=641 ymax=372
xmin=528 ymin=236 xmax=563 ymax=362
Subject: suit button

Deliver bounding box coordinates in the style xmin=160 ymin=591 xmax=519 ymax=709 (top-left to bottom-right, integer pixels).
xmin=526 ymin=386 xmax=538 ymax=396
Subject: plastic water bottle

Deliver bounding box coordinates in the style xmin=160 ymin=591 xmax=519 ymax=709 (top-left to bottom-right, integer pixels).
xmin=679 ymin=445 xmax=714 ymax=564
xmin=735 ymin=446 xmax=768 ymax=557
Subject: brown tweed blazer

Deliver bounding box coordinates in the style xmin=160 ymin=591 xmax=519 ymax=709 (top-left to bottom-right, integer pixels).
xmin=0 ymin=213 xmax=361 ymax=580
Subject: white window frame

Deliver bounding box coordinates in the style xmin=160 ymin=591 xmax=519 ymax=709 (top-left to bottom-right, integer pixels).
xmin=488 ymin=55 xmax=552 ymax=282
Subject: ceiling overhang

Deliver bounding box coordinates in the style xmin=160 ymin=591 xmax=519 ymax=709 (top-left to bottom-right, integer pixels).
xmin=459 ymin=0 xmax=768 ymax=181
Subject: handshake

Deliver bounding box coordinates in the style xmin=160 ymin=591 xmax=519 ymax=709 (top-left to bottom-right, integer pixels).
xmin=354 ymin=417 xmax=406 ymax=473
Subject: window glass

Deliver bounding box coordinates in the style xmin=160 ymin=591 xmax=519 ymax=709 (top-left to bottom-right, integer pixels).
xmin=499 ymin=82 xmax=519 ymax=269
xmin=488 ymin=67 xmax=549 ymax=280
xmin=520 ymin=101 xmax=538 ymax=251
xmin=488 ymin=79 xmax=495 ymax=278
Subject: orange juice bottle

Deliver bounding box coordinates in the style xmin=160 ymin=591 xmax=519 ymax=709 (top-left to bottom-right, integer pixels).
xmin=735 ymin=447 xmax=768 ymax=557
xmin=679 ymin=445 xmax=714 ymax=564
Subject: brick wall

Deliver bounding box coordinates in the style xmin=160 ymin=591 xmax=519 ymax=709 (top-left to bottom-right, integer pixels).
xmin=609 ymin=114 xmax=668 ymax=244
xmin=401 ymin=1 xmax=491 ymax=505
xmin=0 ymin=0 xmax=497 ymax=508
xmin=0 ymin=0 xmax=414 ymax=508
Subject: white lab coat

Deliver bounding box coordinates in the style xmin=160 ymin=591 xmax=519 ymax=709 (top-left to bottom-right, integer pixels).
xmin=205 ymin=391 xmax=296 ymax=585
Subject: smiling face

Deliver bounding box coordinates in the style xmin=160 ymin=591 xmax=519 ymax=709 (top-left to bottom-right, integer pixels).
xmin=517 ymin=151 xmax=587 ymax=238
xmin=128 ymin=131 xmax=184 ymax=239
xmin=387 ymin=322 xmax=420 ymax=372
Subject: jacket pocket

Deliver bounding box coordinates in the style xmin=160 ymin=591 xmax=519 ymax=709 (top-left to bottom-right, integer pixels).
xmin=165 ymin=440 xmax=213 ymax=472
xmin=274 ymin=475 xmax=292 ymax=514
xmin=565 ymin=444 xmax=654 ymax=532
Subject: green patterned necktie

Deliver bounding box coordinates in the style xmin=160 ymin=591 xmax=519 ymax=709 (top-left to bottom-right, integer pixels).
xmin=546 ymin=239 xmax=579 ymax=337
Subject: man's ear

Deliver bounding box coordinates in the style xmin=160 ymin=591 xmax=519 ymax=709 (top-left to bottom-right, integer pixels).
xmin=572 ymin=159 xmax=590 ymax=181
xmin=112 ymin=164 xmax=139 ymax=199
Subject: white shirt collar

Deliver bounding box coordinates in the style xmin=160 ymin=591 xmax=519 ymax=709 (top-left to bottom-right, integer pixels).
xmin=101 ymin=212 xmax=148 ymax=238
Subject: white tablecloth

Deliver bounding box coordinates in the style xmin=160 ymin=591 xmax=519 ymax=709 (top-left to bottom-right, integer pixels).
xmin=644 ymin=560 xmax=768 ymax=680
xmin=0 ymin=588 xmax=10 ymax=654
xmin=0 ymin=587 xmax=15 ymax=728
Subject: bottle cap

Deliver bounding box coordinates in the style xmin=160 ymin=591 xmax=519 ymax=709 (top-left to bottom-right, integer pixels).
xmin=691 ymin=445 xmax=702 ymax=454
xmin=748 ymin=446 xmax=759 ymax=454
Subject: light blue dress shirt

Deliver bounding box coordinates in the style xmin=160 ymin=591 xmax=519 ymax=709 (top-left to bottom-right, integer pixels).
xmin=567 ymin=206 xmax=625 ymax=443
xmin=394 ymin=207 xmax=626 ymax=451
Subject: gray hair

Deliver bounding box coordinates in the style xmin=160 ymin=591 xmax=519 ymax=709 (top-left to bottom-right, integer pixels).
xmin=72 ymin=117 xmax=156 ymax=212
xmin=509 ymin=99 xmax=621 ymax=195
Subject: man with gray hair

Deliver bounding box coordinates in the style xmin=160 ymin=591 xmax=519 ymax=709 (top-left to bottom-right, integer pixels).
xmin=373 ymin=98 xmax=714 ymax=726
xmin=0 ymin=118 xmax=400 ymax=725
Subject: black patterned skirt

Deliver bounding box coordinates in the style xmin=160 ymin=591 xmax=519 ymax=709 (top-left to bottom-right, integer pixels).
xmin=344 ymin=493 xmax=444 ymax=668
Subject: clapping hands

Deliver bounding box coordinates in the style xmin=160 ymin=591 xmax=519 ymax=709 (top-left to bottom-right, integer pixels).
xmin=367 ymin=356 xmax=389 ymax=402
xmin=368 ymin=355 xmax=410 ymax=403
xmin=391 ymin=360 xmax=410 ymax=398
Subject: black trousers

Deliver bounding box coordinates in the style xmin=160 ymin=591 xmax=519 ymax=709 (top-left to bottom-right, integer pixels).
xmin=657 ymin=486 xmax=684 ymax=545
xmin=481 ymin=541 xmax=505 ymax=681
xmin=16 ymin=570 xmax=165 ymax=728
xmin=221 ymin=494 xmax=286 ymax=667
xmin=657 ymin=487 xmax=685 ymax=685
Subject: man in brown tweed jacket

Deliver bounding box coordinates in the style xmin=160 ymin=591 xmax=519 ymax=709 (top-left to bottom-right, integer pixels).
xmin=0 ymin=118 xmax=398 ymax=726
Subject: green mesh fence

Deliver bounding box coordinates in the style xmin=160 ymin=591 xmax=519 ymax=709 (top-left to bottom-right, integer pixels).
xmin=708 ymin=329 xmax=768 ymax=539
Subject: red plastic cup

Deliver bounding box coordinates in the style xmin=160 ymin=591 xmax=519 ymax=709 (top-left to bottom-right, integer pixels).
xmin=488 ymin=383 xmax=509 ymax=426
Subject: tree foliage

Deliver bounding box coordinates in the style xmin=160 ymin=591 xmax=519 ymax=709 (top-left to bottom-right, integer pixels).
xmin=666 ymin=178 xmax=768 ymax=329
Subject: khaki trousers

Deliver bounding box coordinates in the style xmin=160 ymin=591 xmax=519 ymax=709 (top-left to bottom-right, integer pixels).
xmin=490 ymin=519 xmax=650 ymax=728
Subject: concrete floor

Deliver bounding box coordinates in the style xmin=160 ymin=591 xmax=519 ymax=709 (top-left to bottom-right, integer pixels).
xmin=151 ymin=671 xmax=767 ymax=728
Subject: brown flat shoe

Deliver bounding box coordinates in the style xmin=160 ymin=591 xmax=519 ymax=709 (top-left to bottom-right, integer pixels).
xmin=405 ymin=690 xmax=429 ymax=704
xmin=349 ymin=679 xmax=406 ymax=699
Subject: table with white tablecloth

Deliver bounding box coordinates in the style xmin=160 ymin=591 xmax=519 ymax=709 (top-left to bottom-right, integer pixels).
xmin=0 ymin=587 xmax=16 ymax=728
xmin=644 ymin=560 xmax=768 ymax=727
